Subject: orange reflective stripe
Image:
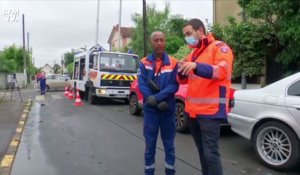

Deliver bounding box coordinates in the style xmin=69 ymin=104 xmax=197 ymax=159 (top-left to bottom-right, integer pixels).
xmin=186 ymin=97 xmax=227 ymax=104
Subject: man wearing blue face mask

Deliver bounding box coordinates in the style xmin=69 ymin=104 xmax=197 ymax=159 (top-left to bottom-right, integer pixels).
xmin=178 ymin=18 xmax=234 ymax=175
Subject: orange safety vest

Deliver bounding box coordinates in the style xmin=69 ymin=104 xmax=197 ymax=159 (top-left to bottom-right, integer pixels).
xmin=178 ymin=33 xmax=234 ymax=119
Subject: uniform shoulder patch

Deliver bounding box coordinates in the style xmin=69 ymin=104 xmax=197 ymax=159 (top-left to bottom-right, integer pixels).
xmin=220 ymin=45 xmax=229 ymax=53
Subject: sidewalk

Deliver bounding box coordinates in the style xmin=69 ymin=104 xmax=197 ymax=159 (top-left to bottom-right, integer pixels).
xmin=0 ymin=82 xmax=35 ymax=161
xmin=0 ymin=100 xmax=24 ymax=161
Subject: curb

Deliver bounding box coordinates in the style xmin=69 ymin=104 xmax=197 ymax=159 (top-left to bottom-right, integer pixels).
xmin=0 ymin=99 xmax=32 ymax=175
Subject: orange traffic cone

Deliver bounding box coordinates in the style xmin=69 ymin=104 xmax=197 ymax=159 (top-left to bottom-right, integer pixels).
xmin=68 ymin=87 xmax=73 ymax=100
xmin=64 ymin=86 xmax=69 ymax=97
xmin=74 ymin=89 xmax=83 ymax=106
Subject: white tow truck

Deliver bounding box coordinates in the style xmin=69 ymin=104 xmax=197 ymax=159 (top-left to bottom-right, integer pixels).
xmin=70 ymin=46 xmax=139 ymax=104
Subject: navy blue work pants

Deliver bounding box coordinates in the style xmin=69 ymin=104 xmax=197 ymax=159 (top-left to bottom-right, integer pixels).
xmin=143 ymin=110 xmax=176 ymax=175
xmin=187 ymin=116 xmax=223 ymax=175
xmin=39 ymin=79 xmax=46 ymax=95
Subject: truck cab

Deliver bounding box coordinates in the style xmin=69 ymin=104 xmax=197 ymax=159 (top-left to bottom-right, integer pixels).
xmin=71 ymin=47 xmax=139 ymax=104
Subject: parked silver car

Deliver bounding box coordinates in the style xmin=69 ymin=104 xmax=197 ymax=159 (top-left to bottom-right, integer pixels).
xmin=228 ymin=73 xmax=300 ymax=170
xmin=37 ymin=74 xmax=70 ymax=91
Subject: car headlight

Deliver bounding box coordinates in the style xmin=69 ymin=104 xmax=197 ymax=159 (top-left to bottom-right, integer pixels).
xmin=99 ymin=89 xmax=106 ymax=94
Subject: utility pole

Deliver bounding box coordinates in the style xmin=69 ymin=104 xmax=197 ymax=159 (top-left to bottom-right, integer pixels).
xmin=143 ymin=0 xmax=147 ymax=57
xmin=22 ymin=14 xmax=27 ymax=87
xmin=95 ymin=0 xmax=100 ymax=46
xmin=241 ymin=7 xmax=247 ymax=89
xmin=27 ymin=32 xmax=30 ymax=83
xmin=61 ymin=54 xmax=64 ymax=74
xmin=118 ymin=0 xmax=122 ymax=51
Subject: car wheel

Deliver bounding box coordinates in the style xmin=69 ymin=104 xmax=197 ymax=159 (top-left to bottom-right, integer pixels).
xmin=175 ymin=102 xmax=188 ymax=133
xmin=254 ymin=121 xmax=300 ymax=170
xmin=45 ymin=85 xmax=49 ymax=92
xmin=129 ymin=94 xmax=141 ymax=116
xmin=88 ymin=87 xmax=96 ymax=104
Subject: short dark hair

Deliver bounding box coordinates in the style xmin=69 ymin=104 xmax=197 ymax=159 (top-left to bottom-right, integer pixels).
xmin=184 ymin=18 xmax=206 ymax=34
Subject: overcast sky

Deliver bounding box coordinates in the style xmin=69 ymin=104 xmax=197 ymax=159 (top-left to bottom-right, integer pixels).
xmin=0 ymin=0 xmax=212 ymax=67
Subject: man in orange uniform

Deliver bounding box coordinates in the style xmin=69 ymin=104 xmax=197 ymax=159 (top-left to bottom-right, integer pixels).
xmin=138 ymin=31 xmax=179 ymax=175
xmin=178 ymin=19 xmax=234 ymax=175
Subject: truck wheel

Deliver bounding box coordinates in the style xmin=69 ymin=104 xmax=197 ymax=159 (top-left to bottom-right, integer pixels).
xmin=84 ymin=88 xmax=89 ymax=101
xmin=79 ymin=91 xmax=85 ymax=99
xmin=88 ymin=87 xmax=96 ymax=104
xmin=175 ymin=102 xmax=188 ymax=133
xmin=129 ymin=94 xmax=141 ymax=116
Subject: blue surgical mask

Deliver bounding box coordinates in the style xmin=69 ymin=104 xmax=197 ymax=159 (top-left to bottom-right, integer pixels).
xmin=185 ymin=36 xmax=199 ymax=46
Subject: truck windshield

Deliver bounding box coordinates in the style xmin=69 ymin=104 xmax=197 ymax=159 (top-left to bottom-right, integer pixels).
xmin=99 ymin=53 xmax=138 ymax=73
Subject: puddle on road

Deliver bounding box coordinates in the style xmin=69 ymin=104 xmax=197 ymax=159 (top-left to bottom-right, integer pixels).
xmin=11 ymin=102 xmax=58 ymax=175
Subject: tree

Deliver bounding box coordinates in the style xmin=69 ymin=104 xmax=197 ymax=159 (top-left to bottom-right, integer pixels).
xmin=64 ymin=50 xmax=75 ymax=68
xmin=0 ymin=53 xmax=17 ymax=73
xmin=1 ymin=45 xmax=24 ymax=72
xmin=0 ymin=45 xmax=35 ymax=75
xmin=130 ymin=4 xmax=187 ymax=58
xmin=164 ymin=15 xmax=187 ymax=55
xmin=53 ymin=64 xmax=61 ymax=74
xmin=240 ymin=0 xmax=300 ymax=75
xmin=212 ymin=0 xmax=300 ymax=84
xmin=67 ymin=63 xmax=74 ymax=77
xmin=212 ymin=18 xmax=267 ymax=79
xmin=173 ymin=45 xmax=191 ymax=60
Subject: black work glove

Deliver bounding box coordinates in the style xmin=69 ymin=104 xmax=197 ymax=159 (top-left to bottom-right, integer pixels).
xmin=146 ymin=95 xmax=157 ymax=106
xmin=157 ymin=101 xmax=168 ymax=111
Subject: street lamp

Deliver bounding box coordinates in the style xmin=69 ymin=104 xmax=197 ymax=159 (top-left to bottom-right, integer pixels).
xmin=118 ymin=0 xmax=122 ymax=51
xmin=22 ymin=14 xmax=27 ymax=86
xmin=143 ymin=0 xmax=147 ymax=57
xmin=95 ymin=0 xmax=100 ymax=45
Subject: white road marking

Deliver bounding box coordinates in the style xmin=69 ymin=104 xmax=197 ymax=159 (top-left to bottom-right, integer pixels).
xmin=51 ymin=94 xmax=62 ymax=99
xmin=35 ymin=95 xmax=45 ymax=101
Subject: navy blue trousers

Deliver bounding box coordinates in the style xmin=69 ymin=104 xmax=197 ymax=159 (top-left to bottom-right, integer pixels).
xmin=187 ymin=116 xmax=223 ymax=175
xmin=143 ymin=110 xmax=176 ymax=175
xmin=39 ymin=79 xmax=46 ymax=95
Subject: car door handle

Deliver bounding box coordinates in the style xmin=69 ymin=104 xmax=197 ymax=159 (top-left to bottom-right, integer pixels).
xmin=293 ymin=105 xmax=300 ymax=110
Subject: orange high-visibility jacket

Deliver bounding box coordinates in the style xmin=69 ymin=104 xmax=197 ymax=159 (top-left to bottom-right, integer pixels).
xmin=178 ymin=34 xmax=234 ymax=119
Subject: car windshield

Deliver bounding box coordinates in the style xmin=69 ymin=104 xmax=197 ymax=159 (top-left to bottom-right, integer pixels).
xmin=99 ymin=53 xmax=138 ymax=73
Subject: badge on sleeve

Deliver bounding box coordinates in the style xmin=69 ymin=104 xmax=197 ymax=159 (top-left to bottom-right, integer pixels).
xmin=221 ymin=46 xmax=228 ymax=53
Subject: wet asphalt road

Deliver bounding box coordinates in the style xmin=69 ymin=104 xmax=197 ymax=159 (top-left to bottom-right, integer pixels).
xmin=10 ymin=91 xmax=300 ymax=175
